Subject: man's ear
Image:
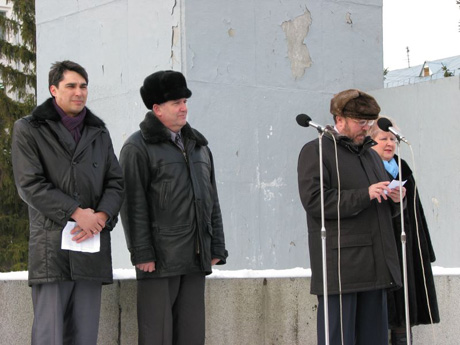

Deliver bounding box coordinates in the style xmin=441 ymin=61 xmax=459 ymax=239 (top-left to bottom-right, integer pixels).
xmin=335 ymin=115 xmax=346 ymax=130
xmin=153 ymin=104 xmax=161 ymax=117
xmin=336 ymin=115 xmax=344 ymax=124
xmin=49 ymin=85 xmax=57 ymax=97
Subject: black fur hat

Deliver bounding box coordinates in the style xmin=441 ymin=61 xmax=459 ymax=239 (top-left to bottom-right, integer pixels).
xmin=140 ymin=70 xmax=192 ymax=109
xmin=330 ymin=89 xmax=380 ymax=120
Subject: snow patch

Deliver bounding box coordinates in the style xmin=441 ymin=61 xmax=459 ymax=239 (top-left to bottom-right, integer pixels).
xmin=1 ymin=266 xmax=458 ymax=281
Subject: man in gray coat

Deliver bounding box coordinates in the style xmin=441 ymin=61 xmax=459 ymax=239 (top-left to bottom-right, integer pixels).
xmin=120 ymin=70 xmax=228 ymax=345
xmin=297 ymin=89 xmax=404 ymax=345
xmin=12 ymin=60 xmax=124 ymax=345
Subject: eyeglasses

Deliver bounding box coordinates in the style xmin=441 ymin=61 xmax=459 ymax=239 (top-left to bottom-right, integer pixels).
xmin=350 ymin=118 xmax=375 ymax=127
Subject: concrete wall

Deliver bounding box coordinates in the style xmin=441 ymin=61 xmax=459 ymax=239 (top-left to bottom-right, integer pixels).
xmin=35 ymin=0 xmax=385 ymax=271
xmin=183 ymin=0 xmax=384 ymax=271
xmin=1 ymin=274 xmax=459 ymax=344
xmin=370 ymin=75 xmax=460 ymax=268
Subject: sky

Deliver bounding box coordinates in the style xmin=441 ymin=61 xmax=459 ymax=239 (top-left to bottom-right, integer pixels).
xmin=383 ymin=0 xmax=460 ymax=71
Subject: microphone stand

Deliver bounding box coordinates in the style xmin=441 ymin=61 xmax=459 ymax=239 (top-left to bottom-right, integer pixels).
xmin=318 ymin=130 xmax=330 ymax=345
xmin=396 ymin=141 xmax=411 ymax=345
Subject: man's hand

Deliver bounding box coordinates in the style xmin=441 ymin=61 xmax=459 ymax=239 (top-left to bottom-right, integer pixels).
xmin=369 ymin=181 xmax=391 ymax=203
xmin=70 ymin=208 xmax=108 ymax=243
xmin=211 ymin=258 xmax=221 ymax=266
xmin=136 ymin=262 xmax=156 ymax=272
xmin=387 ymin=186 xmax=406 ymax=203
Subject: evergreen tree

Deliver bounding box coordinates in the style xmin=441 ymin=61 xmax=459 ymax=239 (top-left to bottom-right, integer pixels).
xmin=0 ymin=0 xmax=36 ymax=272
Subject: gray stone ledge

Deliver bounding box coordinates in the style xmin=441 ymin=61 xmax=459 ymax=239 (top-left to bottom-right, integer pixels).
xmin=0 ymin=275 xmax=458 ymax=344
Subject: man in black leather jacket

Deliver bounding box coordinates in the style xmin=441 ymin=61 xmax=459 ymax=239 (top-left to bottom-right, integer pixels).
xmin=12 ymin=60 xmax=124 ymax=345
xmin=120 ymin=70 xmax=228 ymax=345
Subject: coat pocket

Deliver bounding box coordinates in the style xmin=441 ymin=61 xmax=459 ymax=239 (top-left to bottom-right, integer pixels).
xmin=329 ymin=233 xmax=375 ymax=285
xmin=153 ymin=224 xmax=195 ymax=270
xmin=159 ymin=181 xmax=171 ymax=210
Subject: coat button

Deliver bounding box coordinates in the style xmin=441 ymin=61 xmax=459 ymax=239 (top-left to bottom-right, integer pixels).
xmin=93 ymin=162 xmax=98 ymax=168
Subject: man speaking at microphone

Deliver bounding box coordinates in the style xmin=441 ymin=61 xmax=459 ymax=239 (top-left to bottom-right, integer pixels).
xmin=297 ymin=89 xmax=404 ymax=345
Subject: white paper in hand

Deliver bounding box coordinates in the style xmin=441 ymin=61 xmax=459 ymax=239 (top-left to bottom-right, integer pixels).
xmin=384 ymin=179 xmax=407 ymax=194
xmin=61 ymin=221 xmax=100 ymax=253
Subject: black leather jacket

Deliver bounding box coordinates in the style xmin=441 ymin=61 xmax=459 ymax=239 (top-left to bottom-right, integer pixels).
xmin=12 ymin=98 xmax=124 ymax=286
xmin=120 ymin=112 xmax=227 ymax=279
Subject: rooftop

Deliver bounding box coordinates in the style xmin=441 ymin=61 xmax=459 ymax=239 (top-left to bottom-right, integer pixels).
xmin=384 ymin=55 xmax=460 ymax=88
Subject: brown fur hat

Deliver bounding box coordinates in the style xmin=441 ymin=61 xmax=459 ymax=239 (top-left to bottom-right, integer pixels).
xmin=330 ymin=89 xmax=380 ymax=120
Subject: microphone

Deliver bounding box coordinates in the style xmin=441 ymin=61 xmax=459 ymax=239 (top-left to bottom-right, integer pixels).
xmin=377 ymin=117 xmax=410 ymax=144
xmin=296 ymin=114 xmax=328 ymax=133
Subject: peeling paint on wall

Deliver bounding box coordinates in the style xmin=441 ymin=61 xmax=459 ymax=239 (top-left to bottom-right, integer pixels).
xmin=346 ymin=12 xmax=353 ymax=25
xmin=281 ymin=10 xmax=312 ymax=79
xmin=267 ymin=125 xmax=274 ymax=139
xmin=172 ymin=25 xmax=180 ymax=47
xmin=252 ymin=166 xmax=286 ymax=201
xmin=171 ymin=25 xmax=180 ymax=63
xmin=431 ymin=197 xmax=440 ymax=221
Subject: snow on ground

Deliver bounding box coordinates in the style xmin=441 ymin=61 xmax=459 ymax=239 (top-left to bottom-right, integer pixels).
xmin=1 ymin=266 xmax=459 ymax=281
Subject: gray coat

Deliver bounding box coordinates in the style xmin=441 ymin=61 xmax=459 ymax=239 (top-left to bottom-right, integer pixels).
xmin=12 ymin=98 xmax=124 ymax=286
xmin=119 ymin=112 xmax=228 ymax=279
xmin=297 ymin=129 xmax=402 ymax=295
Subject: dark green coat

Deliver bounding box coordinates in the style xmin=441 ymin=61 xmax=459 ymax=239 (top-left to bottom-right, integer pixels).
xmin=297 ymin=129 xmax=402 ymax=295
xmin=119 ymin=112 xmax=227 ymax=279
xmin=12 ymin=98 xmax=124 ymax=286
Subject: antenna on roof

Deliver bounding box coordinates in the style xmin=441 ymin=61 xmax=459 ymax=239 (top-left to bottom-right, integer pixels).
xmin=458 ymin=1 xmax=460 ymax=32
xmin=406 ymin=46 xmax=410 ymax=68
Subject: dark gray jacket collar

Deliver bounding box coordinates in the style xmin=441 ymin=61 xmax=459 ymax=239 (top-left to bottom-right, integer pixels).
xmin=30 ymin=98 xmax=106 ymax=128
xmin=139 ymin=111 xmax=208 ymax=146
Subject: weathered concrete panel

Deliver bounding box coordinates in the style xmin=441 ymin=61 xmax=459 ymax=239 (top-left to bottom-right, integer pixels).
xmin=0 ymin=281 xmax=32 ymax=345
xmin=183 ymin=0 xmax=384 ymax=271
xmin=119 ymin=280 xmax=138 ymax=345
xmin=98 ymin=283 xmax=120 ymax=345
xmin=206 ymin=279 xmax=266 ymax=344
xmin=0 ymin=276 xmax=458 ymax=344
xmin=370 ymin=76 xmax=460 ymax=268
xmin=185 ymin=0 xmax=383 ymax=91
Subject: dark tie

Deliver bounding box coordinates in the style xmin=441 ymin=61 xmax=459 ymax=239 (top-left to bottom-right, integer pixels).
xmin=175 ymin=132 xmax=184 ymax=151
